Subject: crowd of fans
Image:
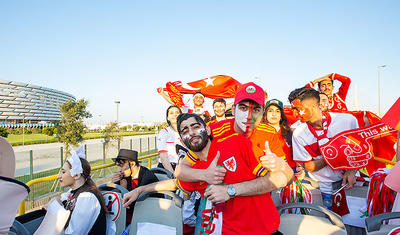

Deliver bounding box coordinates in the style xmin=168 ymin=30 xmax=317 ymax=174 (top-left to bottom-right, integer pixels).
xmin=2 ymin=73 xmax=399 ymax=235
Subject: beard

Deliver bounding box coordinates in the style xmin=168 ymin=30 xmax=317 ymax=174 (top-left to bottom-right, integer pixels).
xmin=184 ymin=129 xmax=209 ymax=152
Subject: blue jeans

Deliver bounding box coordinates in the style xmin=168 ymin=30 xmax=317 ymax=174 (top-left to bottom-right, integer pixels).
xmin=321 ymin=192 xmax=332 ymax=210
xmin=194 ymin=197 xmax=203 ymax=235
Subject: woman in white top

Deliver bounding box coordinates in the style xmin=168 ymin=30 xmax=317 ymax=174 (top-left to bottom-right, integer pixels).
xmin=157 ymin=105 xmax=183 ymax=172
xmin=58 ymin=148 xmax=107 ymax=235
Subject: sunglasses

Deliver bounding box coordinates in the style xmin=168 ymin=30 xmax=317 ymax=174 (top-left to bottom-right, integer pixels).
xmin=114 ymin=159 xmax=126 ymax=166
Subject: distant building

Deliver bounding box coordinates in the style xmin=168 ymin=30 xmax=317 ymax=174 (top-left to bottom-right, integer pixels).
xmin=0 ymin=80 xmax=75 ymax=127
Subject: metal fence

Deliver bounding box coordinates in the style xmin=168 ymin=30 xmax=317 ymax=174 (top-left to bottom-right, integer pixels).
xmin=19 ymin=153 xmax=160 ymax=215
xmin=14 ymin=134 xmax=157 ymax=180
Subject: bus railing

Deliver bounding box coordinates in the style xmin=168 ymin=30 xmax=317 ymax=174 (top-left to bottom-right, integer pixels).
xmin=18 ymin=153 xmax=159 ymax=215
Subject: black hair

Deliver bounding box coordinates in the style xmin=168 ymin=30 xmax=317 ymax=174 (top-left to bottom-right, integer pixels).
xmin=64 ymin=158 xmax=107 ymax=228
xmin=288 ymin=87 xmax=320 ymax=104
xmin=193 ymin=91 xmax=204 ymax=97
xmin=262 ymin=104 xmax=292 ymax=146
xmin=176 ymin=113 xmax=213 ymax=140
xmin=317 ymin=79 xmax=334 ymax=89
xmin=213 ymin=98 xmax=226 ymax=107
xmin=166 ymin=105 xmax=182 ymax=126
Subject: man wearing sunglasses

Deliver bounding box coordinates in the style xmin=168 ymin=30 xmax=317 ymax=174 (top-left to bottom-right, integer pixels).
xmin=111 ymin=149 xmax=159 ymax=224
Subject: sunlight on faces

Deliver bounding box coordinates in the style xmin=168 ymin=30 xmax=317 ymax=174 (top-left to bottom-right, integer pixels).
xmin=193 ymin=95 xmax=205 ymax=107
xmin=319 ymin=79 xmax=333 ymax=96
xmin=58 ymin=163 xmax=78 ymax=188
xmin=213 ymin=102 xmax=226 ymax=117
xmin=167 ymin=107 xmax=181 ymax=125
xmin=291 ymin=99 xmax=314 ymax=123
xmin=179 ymin=117 xmax=209 ymax=152
xmin=319 ymin=93 xmax=330 ymax=112
xmin=116 ymin=160 xmax=136 ymax=177
xmin=234 ymin=101 xmax=263 ymax=134
xmin=266 ymin=105 xmax=281 ymax=125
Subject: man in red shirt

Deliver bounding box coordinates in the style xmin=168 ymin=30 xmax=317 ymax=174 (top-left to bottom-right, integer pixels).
xmin=305 ymin=73 xmax=351 ymax=112
xmin=207 ymin=98 xmax=228 ymax=125
xmin=123 ymin=113 xmax=285 ymax=234
xmin=175 ymin=82 xmax=293 ymax=184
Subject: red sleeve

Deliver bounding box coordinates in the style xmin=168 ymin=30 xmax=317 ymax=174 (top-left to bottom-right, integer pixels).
xmin=239 ymin=136 xmax=268 ymax=177
xmin=304 ymin=81 xmax=315 ymax=87
xmin=175 ymin=179 xmax=203 ymax=196
xmin=330 ymin=73 xmax=351 ymax=100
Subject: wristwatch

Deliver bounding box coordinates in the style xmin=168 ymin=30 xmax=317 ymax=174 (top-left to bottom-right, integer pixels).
xmin=227 ymin=184 xmax=236 ymax=198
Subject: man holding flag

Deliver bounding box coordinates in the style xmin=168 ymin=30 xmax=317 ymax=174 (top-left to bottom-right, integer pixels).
xmin=289 ymin=86 xmax=358 ymax=209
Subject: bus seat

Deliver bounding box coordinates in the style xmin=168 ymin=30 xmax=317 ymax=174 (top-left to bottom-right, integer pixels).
xmin=10 ymin=209 xmax=46 ymax=234
xmin=99 ymin=183 xmax=129 ymax=235
xmin=149 ymin=168 xmax=173 ymax=181
xmin=365 ymin=212 xmax=400 ymax=235
xmin=277 ymin=202 xmax=347 ymax=235
xmin=130 ymin=191 xmax=183 ymax=235
xmin=8 ymin=220 xmax=30 ymax=235
xmin=0 ymin=177 xmax=30 ymax=235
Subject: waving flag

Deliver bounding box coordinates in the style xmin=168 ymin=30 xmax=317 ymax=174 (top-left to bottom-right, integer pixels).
xmin=159 ymin=75 xmax=241 ymax=106
xmin=382 ymin=97 xmax=400 ymax=131
xmin=332 ymin=186 xmax=350 ymax=216
xmin=320 ymin=122 xmax=397 ymax=174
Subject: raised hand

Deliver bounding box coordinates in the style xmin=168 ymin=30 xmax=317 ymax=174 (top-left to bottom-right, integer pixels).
xmin=313 ymin=74 xmax=332 ymax=84
xmin=111 ymin=172 xmax=122 ymax=184
xmin=260 ymin=141 xmax=286 ymax=172
xmin=204 ymin=151 xmax=226 ymax=185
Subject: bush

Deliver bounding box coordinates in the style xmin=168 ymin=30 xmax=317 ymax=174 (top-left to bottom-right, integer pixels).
xmin=0 ymin=127 xmax=8 ymax=138
xmin=25 ymin=129 xmax=32 ymax=134
xmin=42 ymin=127 xmax=55 ymax=136
xmin=31 ymin=128 xmax=41 ymax=134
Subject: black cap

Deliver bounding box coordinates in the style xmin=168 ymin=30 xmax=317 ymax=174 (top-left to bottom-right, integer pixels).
xmin=112 ymin=149 xmax=138 ymax=162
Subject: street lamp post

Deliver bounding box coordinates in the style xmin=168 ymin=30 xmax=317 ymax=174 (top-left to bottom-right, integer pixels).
xmin=377 ymin=65 xmax=386 ymax=116
xmin=22 ymin=115 xmax=25 ymax=146
xmin=115 ymin=101 xmax=120 ymax=150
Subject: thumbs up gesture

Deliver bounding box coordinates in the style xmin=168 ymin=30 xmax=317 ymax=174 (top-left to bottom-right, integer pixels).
xmin=204 ymin=151 xmax=226 ymax=185
xmin=260 ymin=141 xmax=286 ymax=172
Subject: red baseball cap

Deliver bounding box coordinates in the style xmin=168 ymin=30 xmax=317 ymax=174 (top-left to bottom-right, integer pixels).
xmin=234 ymin=82 xmax=265 ymax=106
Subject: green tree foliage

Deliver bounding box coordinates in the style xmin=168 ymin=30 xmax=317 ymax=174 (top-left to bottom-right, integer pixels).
xmin=102 ymin=121 xmax=122 ymax=158
xmin=42 ymin=127 xmax=55 ymax=136
xmin=0 ymin=127 xmax=8 ymax=138
xmin=55 ymin=98 xmax=92 ymax=160
xmin=133 ymin=125 xmax=140 ymax=132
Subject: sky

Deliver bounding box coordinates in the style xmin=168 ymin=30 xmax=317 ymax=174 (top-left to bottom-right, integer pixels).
xmin=0 ymin=1 xmax=399 ymax=124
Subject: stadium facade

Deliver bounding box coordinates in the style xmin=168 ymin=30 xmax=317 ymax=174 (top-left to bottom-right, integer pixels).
xmin=0 ymin=80 xmax=75 ymax=127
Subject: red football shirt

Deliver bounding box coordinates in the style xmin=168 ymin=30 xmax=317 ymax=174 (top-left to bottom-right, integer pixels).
xmin=210 ymin=119 xmax=285 ymax=160
xmin=176 ymin=134 xmax=280 ymax=235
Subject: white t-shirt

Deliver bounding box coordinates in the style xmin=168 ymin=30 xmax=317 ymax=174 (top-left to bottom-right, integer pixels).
xmin=60 ymin=190 xmax=101 ymax=235
xmin=157 ymin=126 xmax=182 ymax=164
xmin=292 ymin=112 xmax=359 ymax=194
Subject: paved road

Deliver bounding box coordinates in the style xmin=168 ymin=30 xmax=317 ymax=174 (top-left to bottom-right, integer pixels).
xmin=13 ymin=134 xmax=157 ymax=176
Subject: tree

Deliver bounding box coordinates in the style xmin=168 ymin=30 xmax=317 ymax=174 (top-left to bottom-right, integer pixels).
xmin=0 ymin=127 xmax=8 ymax=138
xmin=42 ymin=127 xmax=55 ymax=136
xmin=55 ymin=98 xmax=92 ymax=161
xmin=102 ymin=121 xmax=122 ymax=158
xmin=133 ymin=125 xmax=140 ymax=132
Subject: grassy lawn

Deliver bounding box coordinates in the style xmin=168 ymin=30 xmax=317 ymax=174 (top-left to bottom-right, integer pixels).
xmin=6 ymin=131 xmax=155 ymax=146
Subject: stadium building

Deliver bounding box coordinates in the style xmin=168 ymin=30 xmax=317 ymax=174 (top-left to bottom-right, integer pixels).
xmin=0 ymin=80 xmax=75 ymax=128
